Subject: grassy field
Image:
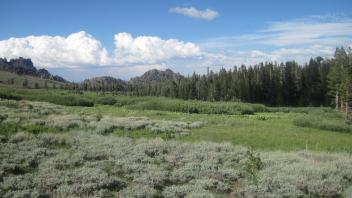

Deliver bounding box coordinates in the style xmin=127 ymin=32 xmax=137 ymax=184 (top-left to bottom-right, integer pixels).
xmin=70 ymin=104 xmax=352 ymax=152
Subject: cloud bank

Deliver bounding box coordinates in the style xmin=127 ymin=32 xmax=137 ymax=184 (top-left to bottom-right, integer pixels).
xmin=0 ymin=31 xmax=110 ymax=68
xmin=169 ymin=7 xmax=219 ymax=21
xmin=0 ymin=32 xmax=203 ymax=69
xmin=114 ymin=33 xmax=201 ymax=64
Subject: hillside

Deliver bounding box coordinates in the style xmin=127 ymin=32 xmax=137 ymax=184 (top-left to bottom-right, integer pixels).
xmin=0 ymin=71 xmax=66 ymax=89
xmin=0 ymin=57 xmax=67 ymax=83
xmin=81 ymin=76 xmax=127 ymax=91
xmin=129 ymin=68 xmax=183 ymax=84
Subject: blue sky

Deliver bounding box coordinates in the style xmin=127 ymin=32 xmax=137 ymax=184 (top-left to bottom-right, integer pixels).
xmin=0 ymin=0 xmax=351 ymax=81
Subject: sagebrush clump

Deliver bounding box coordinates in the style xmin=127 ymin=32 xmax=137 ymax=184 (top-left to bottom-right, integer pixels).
xmin=1 ymin=132 xmax=352 ymax=197
xmin=0 ymin=99 xmax=204 ymax=136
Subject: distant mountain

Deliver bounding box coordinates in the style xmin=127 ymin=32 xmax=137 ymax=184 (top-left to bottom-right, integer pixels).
xmin=81 ymin=76 xmax=127 ymax=91
xmin=130 ymin=69 xmax=184 ymax=84
xmin=0 ymin=57 xmax=67 ymax=83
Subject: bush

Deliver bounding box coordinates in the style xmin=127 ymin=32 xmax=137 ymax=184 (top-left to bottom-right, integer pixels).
xmin=293 ymin=115 xmax=316 ymax=128
xmin=54 ymin=96 xmax=94 ymax=107
xmin=21 ymin=124 xmax=48 ymax=134
xmin=240 ymin=107 xmax=254 ymax=115
xmin=236 ymin=151 xmax=352 ymax=197
xmin=0 ymin=91 xmax=22 ymax=101
xmin=0 ymin=122 xmax=19 ymax=135
xmin=126 ymin=97 xmax=268 ymax=115
xmin=95 ymin=96 xmax=117 ymax=105
xmin=293 ymin=114 xmax=352 ymax=133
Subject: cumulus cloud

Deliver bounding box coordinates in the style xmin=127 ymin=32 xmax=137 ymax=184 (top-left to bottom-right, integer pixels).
xmin=114 ymin=32 xmax=201 ymax=64
xmin=0 ymin=31 xmax=203 ymax=69
xmin=0 ymin=31 xmax=110 ymax=68
xmin=169 ymin=7 xmax=219 ymax=21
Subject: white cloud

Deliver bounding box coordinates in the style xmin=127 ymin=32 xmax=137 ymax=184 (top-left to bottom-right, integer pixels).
xmin=0 ymin=32 xmax=202 ymax=70
xmin=234 ymin=45 xmax=335 ymax=64
xmin=195 ymin=14 xmax=352 ymax=70
xmin=201 ymin=15 xmax=352 ymax=50
xmin=169 ymin=7 xmax=219 ymax=21
xmin=114 ymin=32 xmax=201 ymax=64
xmin=260 ymin=20 xmax=352 ymax=46
xmin=0 ymin=31 xmax=110 ymax=68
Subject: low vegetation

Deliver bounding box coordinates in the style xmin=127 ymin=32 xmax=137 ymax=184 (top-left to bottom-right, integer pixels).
xmin=293 ymin=108 xmax=352 ymax=133
xmin=1 ymin=131 xmax=352 ymax=197
xmin=0 ymin=86 xmax=94 ymax=107
xmin=0 ymin=90 xmax=352 ymax=197
xmin=115 ymin=96 xmax=268 ymax=115
xmin=0 ymin=99 xmax=204 ymax=137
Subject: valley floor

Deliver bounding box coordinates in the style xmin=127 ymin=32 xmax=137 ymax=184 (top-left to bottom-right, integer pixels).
xmin=1 ymin=88 xmax=352 ymax=197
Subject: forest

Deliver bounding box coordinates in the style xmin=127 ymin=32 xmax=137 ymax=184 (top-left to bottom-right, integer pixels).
xmin=128 ymin=47 xmax=352 ymax=114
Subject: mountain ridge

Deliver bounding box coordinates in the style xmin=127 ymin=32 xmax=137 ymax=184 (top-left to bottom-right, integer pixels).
xmin=0 ymin=57 xmax=184 ymax=90
xmin=130 ymin=68 xmax=184 ymax=84
xmin=0 ymin=57 xmax=67 ymax=83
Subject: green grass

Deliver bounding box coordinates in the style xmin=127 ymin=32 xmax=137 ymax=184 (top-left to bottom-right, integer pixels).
xmin=69 ymin=104 xmax=352 ymax=152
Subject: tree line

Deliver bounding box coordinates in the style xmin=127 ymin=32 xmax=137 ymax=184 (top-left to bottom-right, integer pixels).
xmin=128 ymin=47 xmax=352 ymax=118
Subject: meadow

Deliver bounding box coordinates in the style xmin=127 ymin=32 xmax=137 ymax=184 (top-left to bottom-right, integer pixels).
xmin=1 ymin=86 xmax=352 ymax=197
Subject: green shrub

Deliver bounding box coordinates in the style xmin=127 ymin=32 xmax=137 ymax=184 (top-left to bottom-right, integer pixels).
xmin=21 ymin=124 xmax=48 ymax=134
xmin=0 ymin=122 xmax=18 ymax=135
xmin=52 ymin=96 xmax=94 ymax=107
xmin=0 ymin=91 xmax=22 ymax=101
xmin=293 ymin=114 xmax=352 ymax=133
xmin=256 ymin=115 xmax=268 ymax=120
xmin=126 ymin=97 xmax=268 ymax=115
xmin=95 ymin=96 xmax=117 ymax=105
xmin=293 ymin=115 xmax=316 ymax=128
xmin=75 ymin=98 xmax=94 ymax=107
xmin=319 ymin=120 xmax=352 ymax=133
xmin=240 ymin=107 xmax=255 ymax=115
xmin=236 ymin=151 xmax=352 ymax=197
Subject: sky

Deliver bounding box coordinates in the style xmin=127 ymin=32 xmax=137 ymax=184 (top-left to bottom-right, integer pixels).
xmin=0 ymin=0 xmax=351 ymax=81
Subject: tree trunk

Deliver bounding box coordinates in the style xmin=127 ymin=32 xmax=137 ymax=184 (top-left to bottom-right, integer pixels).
xmin=346 ymin=90 xmax=350 ymax=121
xmin=335 ymin=91 xmax=339 ymax=110
xmin=340 ymin=96 xmax=344 ymax=111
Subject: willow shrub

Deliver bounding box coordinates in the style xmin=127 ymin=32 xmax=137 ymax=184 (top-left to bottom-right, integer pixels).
xmin=293 ymin=109 xmax=352 ymax=133
xmin=124 ymin=97 xmax=268 ymax=115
